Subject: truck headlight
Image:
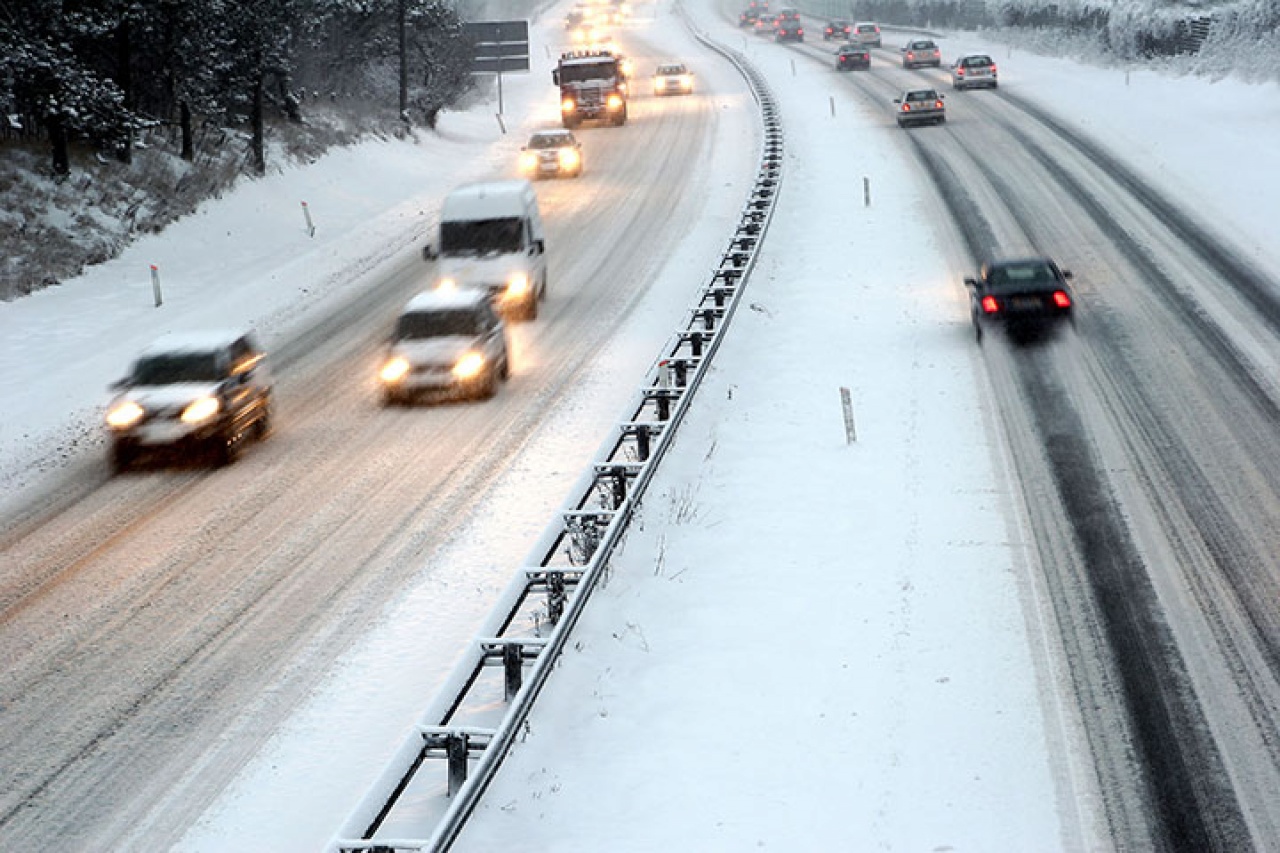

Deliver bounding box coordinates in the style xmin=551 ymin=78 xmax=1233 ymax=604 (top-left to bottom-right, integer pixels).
xmin=558 ymin=148 xmax=580 ymax=169
xmin=519 ymin=151 xmax=538 ymax=173
xmin=606 ymin=93 xmax=623 ymax=110
xmin=181 ymin=396 xmax=221 ymax=424
xmin=380 ymin=356 xmax=410 ymax=384
xmin=106 ymin=400 xmax=145 ymax=429
xmin=452 ymin=352 xmax=485 ymax=380
xmin=561 ymin=98 xmax=576 ymax=114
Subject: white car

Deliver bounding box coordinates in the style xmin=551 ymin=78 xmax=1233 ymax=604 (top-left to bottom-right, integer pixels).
xmin=518 ymin=130 xmax=583 ymax=178
xmin=652 ymin=62 xmax=693 ymax=96
xmin=951 ymin=54 xmax=998 ymax=90
xmin=852 ymin=21 xmax=881 ymax=47
xmin=378 ymin=289 xmax=511 ymax=405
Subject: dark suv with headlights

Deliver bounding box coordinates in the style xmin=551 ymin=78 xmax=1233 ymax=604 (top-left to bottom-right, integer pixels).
xmin=106 ymin=330 xmax=273 ymax=471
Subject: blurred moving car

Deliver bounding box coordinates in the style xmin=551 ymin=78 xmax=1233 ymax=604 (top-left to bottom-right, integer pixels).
xmin=652 ymin=62 xmax=694 ymax=95
xmin=519 ymin=129 xmax=583 ymax=179
xmin=823 ymin=20 xmax=851 ymax=40
xmin=965 ymin=257 xmax=1075 ymax=343
xmin=950 ymin=54 xmax=998 ymax=89
xmin=852 ymin=21 xmax=881 ymax=46
xmin=894 ymin=89 xmax=946 ymax=126
xmin=773 ymin=8 xmax=803 ymax=41
xmin=379 ymin=290 xmax=511 ymax=405
xmin=836 ymin=44 xmax=871 ymax=71
xmin=901 ymin=38 xmax=941 ymax=68
xmin=105 ymin=329 xmax=273 ymax=471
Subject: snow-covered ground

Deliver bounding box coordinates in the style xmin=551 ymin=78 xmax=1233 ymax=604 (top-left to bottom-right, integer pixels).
xmin=3 ymin=0 xmax=1279 ymax=849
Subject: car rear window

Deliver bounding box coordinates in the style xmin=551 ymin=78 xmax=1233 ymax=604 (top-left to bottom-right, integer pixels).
xmin=989 ymin=263 xmax=1058 ymax=290
xmin=964 ymin=56 xmax=991 ymax=67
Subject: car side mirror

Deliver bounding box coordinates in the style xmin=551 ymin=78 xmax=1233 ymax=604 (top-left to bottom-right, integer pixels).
xmin=1061 ymin=269 xmax=1074 ymax=279
xmin=963 ymin=277 xmax=979 ymax=288
xmin=534 ymin=239 xmax=545 ymax=255
xmin=552 ymin=69 xmax=560 ymax=85
xmin=422 ymin=243 xmax=437 ymax=262
xmin=893 ymin=98 xmax=902 ymax=104
xmin=109 ymin=377 xmax=127 ymax=391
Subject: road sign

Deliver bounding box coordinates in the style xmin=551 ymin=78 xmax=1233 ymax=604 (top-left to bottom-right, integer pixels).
xmin=465 ymin=20 xmax=530 ymax=74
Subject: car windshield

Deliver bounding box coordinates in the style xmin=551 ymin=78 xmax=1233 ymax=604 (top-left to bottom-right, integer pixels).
xmin=440 ymin=218 xmax=523 ymax=255
xmin=132 ymin=352 xmax=224 ymax=384
xmin=396 ymin=309 xmax=482 ymax=340
xmin=988 ymin=262 xmax=1059 ymax=290
xmin=528 ymin=134 xmax=570 ymax=149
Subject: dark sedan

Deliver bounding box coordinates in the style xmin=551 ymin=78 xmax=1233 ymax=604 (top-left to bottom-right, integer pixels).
xmin=836 ymin=44 xmax=871 ymax=71
xmin=824 ymin=20 xmax=851 ymax=40
xmin=965 ymin=257 xmax=1075 ymax=343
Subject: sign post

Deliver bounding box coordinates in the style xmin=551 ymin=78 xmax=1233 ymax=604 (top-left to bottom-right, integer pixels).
xmin=464 ymin=21 xmax=531 ymax=119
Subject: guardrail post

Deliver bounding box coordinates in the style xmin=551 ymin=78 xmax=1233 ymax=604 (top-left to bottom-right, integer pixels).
xmin=547 ymin=571 xmax=566 ymax=625
xmin=503 ymin=643 xmax=523 ymax=701
xmin=635 ymin=424 xmax=651 ymax=461
xmin=446 ymin=733 xmax=469 ymax=797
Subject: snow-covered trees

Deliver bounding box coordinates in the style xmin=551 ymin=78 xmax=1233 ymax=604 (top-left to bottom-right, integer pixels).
xmin=0 ymin=0 xmax=471 ymax=175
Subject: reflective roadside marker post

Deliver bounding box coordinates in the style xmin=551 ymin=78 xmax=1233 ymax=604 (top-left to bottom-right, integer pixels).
xmin=150 ymin=264 xmax=162 ymax=307
xmin=301 ymin=201 xmax=315 ymax=237
xmin=864 ymin=177 xmax=871 ymax=207
xmin=840 ymin=386 xmax=857 ymax=443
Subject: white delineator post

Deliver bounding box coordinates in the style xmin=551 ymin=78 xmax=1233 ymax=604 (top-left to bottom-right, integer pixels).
xmin=840 ymin=386 xmax=857 ymax=443
xmin=150 ymin=264 xmax=162 ymax=307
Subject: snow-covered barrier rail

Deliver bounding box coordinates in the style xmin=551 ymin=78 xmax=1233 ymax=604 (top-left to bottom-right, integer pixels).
xmin=329 ymin=20 xmax=782 ymax=853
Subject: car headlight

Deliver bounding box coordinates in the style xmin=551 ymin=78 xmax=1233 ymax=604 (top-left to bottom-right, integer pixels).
xmin=558 ymin=148 xmax=580 ymax=168
xmin=519 ymin=151 xmax=538 ymax=173
xmin=106 ymin=400 xmax=145 ymax=429
xmin=561 ymin=98 xmax=576 ymax=114
xmin=181 ymin=395 xmax=221 ymax=424
xmin=380 ymin=356 xmax=410 ymax=384
xmin=506 ymin=271 xmax=530 ymax=296
xmin=436 ymin=277 xmax=457 ymax=292
xmin=452 ymin=352 xmax=486 ymax=380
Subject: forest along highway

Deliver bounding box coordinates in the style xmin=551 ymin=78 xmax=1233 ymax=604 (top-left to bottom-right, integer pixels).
xmin=766 ymin=13 xmax=1280 ymax=850
xmin=0 ymin=23 xmax=749 ymax=851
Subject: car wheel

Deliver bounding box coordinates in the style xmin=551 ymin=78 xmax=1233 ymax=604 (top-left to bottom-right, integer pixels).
xmin=477 ymin=366 xmax=498 ymax=400
xmin=111 ymin=441 xmax=135 ymax=474
xmin=499 ymin=353 xmax=511 ymax=381
xmin=210 ymin=431 xmax=239 ymax=468
xmin=254 ymin=402 xmax=273 ymax=440
xmin=937 ymin=115 xmax=946 ymax=125
xmin=974 ymin=320 xmax=984 ymax=344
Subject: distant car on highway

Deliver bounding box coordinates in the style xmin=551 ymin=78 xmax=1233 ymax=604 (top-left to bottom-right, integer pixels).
xmin=378 ymin=290 xmax=511 ymax=405
xmin=823 ymin=20 xmax=851 ymax=40
xmin=652 ymin=62 xmax=694 ymax=96
xmin=105 ymin=330 xmax=273 ymax=471
xmin=901 ymin=38 xmax=941 ymax=68
xmin=836 ymin=44 xmax=871 ymax=71
xmin=950 ymin=53 xmax=998 ymax=89
xmin=894 ymin=89 xmax=946 ymax=127
xmin=965 ymin=257 xmax=1075 ymax=343
xmin=852 ymin=21 xmax=881 ymax=46
xmin=773 ymin=9 xmax=803 ymax=42
xmin=519 ymin=130 xmax=583 ymax=179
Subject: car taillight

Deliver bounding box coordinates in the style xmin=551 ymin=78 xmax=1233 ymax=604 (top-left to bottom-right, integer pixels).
xmin=935 ymin=100 xmax=944 ymax=108
xmin=981 ymin=295 xmax=1000 ymax=314
xmin=956 ymin=68 xmax=965 ymax=76
xmin=901 ymin=103 xmax=911 ymax=112
xmin=1052 ymin=291 xmax=1072 ymax=308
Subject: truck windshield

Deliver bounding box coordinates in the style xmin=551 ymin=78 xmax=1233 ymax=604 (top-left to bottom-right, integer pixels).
xmin=440 ymin=218 xmax=523 ymax=255
xmin=560 ymin=62 xmax=617 ymax=84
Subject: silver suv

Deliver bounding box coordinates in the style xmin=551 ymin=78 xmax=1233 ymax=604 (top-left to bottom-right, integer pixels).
xmin=105 ymin=330 xmax=273 ymax=471
xmin=951 ymin=54 xmax=998 ymax=90
xmin=378 ymin=289 xmax=511 ymax=405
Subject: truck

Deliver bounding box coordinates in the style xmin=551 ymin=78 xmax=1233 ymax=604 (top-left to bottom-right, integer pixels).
xmin=423 ymin=180 xmax=547 ymax=322
xmin=552 ymin=50 xmax=628 ymax=128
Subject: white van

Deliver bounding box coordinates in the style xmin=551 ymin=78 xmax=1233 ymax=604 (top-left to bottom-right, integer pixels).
xmin=424 ymin=180 xmax=547 ymax=321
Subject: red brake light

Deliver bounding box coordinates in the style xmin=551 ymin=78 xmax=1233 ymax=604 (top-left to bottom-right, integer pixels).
xmin=990 ymin=63 xmax=997 ymax=73
xmin=1052 ymin=290 xmax=1072 ymax=308
xmin=981 ymin=295 xmax=1000 ymax=314
xmin=901 ymin=103 xmax=911 ymax=112
xmin=956 ymin=67 xmax=965 ymax=76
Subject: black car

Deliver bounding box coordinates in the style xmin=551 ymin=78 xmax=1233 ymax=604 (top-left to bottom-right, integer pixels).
xmin=836 ymin=44 xmax=871 ymax=70
xmin=965 ymin=257 xmax=1075 ymax=343
xmin=824 ymin=20 xmax=851 ymax=40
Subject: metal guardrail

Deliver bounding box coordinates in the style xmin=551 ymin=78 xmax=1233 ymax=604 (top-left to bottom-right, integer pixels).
xmin=329 ymin=15 xmax=783 ymax=853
